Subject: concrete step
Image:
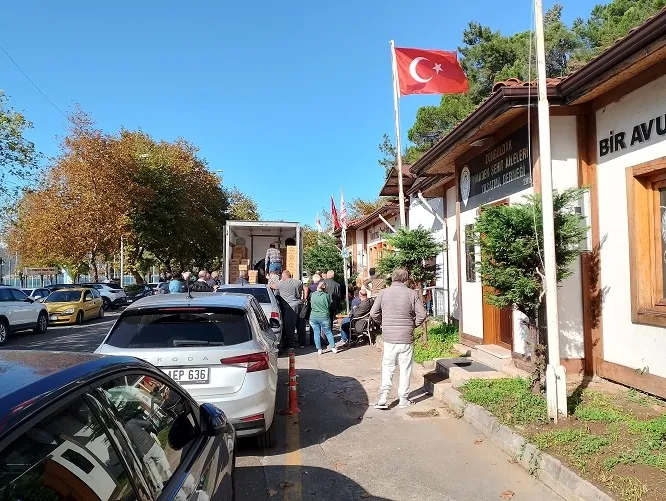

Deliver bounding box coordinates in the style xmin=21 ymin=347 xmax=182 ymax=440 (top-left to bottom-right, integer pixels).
xmin=435 ymin=357 xmax=503 ymax=388
xmin=474 ymin=344 xmax=512 ymax=371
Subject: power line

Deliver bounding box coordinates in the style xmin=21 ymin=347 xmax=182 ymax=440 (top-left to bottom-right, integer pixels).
xmin=0 ymin=42 xmax=69 ymax=121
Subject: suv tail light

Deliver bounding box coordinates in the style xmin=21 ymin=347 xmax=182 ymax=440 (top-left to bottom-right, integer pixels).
xmin=270 ymin=312 xmax=279 ymax=319
xmin=220 ymin=353 xmax=269 ymax=373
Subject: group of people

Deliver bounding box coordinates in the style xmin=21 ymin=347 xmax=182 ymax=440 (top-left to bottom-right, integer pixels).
xmin=164 ymin=270 xmax=222 ymax=293
xmin=275 ymin=265 xmax=429 ymax=410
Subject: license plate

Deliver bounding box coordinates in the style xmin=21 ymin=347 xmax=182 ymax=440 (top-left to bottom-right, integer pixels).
xmin=163 ymin=367 xmax=209 ymax=384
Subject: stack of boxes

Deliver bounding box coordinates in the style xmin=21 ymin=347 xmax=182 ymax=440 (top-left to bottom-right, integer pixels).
xmin=229 ymin=245 xmax=252 ymax=283
xmin=286 ymin=245 xmax=298 ymax=278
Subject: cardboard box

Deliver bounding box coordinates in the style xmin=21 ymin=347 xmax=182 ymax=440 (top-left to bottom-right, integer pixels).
xmin=232 ymin=246 xmax=247 ymax=258
xmin=229 ymin=259 xmax=240 ymax=266
xmin=286 ymin=245 xmax=298 ymax=256
xmin=240 ymin=259 xmax=250 ymax=266
xmin=238 ymin=264 xmax=248 ymax=271
xmin=247 ymin=270 xmax=258 ymax=277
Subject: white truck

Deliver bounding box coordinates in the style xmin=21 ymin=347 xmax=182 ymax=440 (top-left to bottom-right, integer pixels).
xmin=224 ymin=221 xmax=303 ymax=285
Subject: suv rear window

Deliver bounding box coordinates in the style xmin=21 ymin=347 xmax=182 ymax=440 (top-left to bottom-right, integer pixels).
xmin=106 ymin=307 xmax=252 ymax=348
xmin=217 ymin=287 xmax=271 ymax=303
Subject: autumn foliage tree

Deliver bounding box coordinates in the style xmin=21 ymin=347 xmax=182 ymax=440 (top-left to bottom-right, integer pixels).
xmin=8 ymin=110 xmax=229 ymax=282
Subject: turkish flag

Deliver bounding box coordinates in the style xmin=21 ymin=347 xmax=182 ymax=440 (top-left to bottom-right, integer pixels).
xmin=394 ymin=47 xmax=468 ymax=96
xmin=331 ymin=197 xmax=341 ymax=230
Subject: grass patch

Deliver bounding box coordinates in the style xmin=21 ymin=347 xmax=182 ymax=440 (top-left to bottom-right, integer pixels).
xmin=412 ymin=321 xmax=459 ymax=363
xmin=459 ymin=379 xmax=666 ymax=500
xmin=459 ymin=378 xmax=547 ymax=425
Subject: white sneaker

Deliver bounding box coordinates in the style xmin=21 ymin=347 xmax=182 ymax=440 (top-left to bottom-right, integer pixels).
xmin=332 ymin=347 xmax=338 ymax=354
xmin=317 ymin=349 xmax=323 ymax=355
xmin=399 ymin=398 xmax=415 ymax=408
xmin=374 ymin=401 xmax=389 ymax=410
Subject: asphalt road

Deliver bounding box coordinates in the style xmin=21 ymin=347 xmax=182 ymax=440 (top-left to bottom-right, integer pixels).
xmin=1 ymin=316 xmax=563 ymax=501
xmin=2 ymin=310 xmax=119 ymax=352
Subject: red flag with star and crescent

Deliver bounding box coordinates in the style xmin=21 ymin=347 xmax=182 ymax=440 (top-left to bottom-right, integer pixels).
xmin=394 ymin=47 xmax=468 ymax=96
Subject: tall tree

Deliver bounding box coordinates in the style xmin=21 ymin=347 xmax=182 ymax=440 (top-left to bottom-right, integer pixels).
xmin=473 ymin=188 xmax=588 ymax=390
xmin=378 ymin=133 xmax=397 ymax=178
xmin=0 ymin=92 xmax=39 ymax=215
xmin=572 ymin=0 xmax=666 ymax=67
xmin=225 ymin=187 xmax=260 ymax=221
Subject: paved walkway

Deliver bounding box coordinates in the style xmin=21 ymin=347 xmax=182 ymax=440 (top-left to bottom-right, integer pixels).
xmin=236 ymin=343 xmax=562 ymax=501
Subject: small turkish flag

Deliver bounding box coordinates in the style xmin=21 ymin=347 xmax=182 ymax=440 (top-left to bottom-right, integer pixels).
xmin=395 ymin=47 xmax=468 ymax=96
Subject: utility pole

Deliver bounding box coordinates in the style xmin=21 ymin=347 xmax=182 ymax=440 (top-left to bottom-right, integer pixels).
xmin=535 ymin=0 xmax=567 ymax=421
xmin=0 ymin=258 xmax=4 ymax=284
xmin=120 ymin=236 xmax=124 ymax=287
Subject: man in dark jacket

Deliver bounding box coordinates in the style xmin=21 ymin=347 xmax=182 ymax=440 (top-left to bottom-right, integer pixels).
xmin=190 ymin=270 xmax=215 ymax=292
xmin=322 ymin=270 xmax=341 ymax=326
xmin=340 ymin=288 xmax=372 ymax=344
xmin=370 ymin=267 xmax=427 ymax=409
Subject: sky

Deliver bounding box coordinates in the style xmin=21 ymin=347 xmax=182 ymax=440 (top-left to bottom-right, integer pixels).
xmin=1 ymin=0 xmax=600 ymax=224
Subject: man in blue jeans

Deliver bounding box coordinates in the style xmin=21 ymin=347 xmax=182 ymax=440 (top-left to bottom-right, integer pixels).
xmin=265 ymin=244 xmax=282 ymax=275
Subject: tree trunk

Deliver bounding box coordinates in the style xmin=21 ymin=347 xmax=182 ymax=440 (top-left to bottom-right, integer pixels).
xmin=526 ymin=315 xmax=546 ymax=394
xmin=131 ymin=270 xmax=145 ymax=284
xmin=90 ymin=258 xmax=99 ymax=282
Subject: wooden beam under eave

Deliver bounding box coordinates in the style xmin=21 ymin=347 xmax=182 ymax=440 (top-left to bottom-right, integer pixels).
xmin=578 ymin=112 xmax=603 ymax=377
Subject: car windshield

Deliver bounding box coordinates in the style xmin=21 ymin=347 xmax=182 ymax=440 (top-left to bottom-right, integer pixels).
xmin=46 ymin=291 xmax=82 ymax=302
xmin=105 ymin=307 xmax=252 ymax=348
xmin=124 ymin=284 xmax=146 ymax=293
xmin=217 ymin=287 xmax=271 ymax=303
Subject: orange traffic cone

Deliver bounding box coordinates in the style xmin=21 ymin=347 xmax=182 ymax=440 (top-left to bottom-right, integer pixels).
xmin=281 ymin=349 xmax=301 ymax=415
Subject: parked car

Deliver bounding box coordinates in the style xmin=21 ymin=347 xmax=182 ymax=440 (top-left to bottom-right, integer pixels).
xmin=215 ymin=284 xmax=283 ymax=344
xmin=0 ymin=287 xmax=49 ymax=345
xmin=0 ymin=350 xmax=236 ymax=501
xmin=96 ymin=292 xmax=280 ymax=447
xmin=80 ymin=282 xmax=127 ymax=310
xmin=44 ymin=283 xmax=79 ymax=293
xmin=124 ymin=284 xmax=154 ymax=303
xmin=149 ymin=282 xmax=170 ymax=295
xmin=44 ymin=287 xmax=104 ymax=325
xmin=21 ymin=287 xmax=51 ymax=301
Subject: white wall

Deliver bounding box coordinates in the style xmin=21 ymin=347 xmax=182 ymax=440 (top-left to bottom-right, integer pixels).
xmin=459 ymin=206 xmax=484 ymax=339
xmin=446 ymin=187 xmax=460 ymax=322
xmin=408 ymin=196 xmax=445 ymax=288
xmin=595 ymin=74 xmax=666 ymax=378
xmin=550 ymin=115 xmax=585 ymax=359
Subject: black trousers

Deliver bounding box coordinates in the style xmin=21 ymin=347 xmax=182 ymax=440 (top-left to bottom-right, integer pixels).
xmin=283 ymin=303 xmax=307 ymax=348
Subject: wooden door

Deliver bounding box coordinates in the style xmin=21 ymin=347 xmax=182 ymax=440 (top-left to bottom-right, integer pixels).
xmin=480 ymin=199 xmax=513 ymax=349
xmin=482 ymin=286 xmax=513 ymax=349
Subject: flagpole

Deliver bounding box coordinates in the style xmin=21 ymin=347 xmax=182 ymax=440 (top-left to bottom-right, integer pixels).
xmin=390 ymin=40 xmax=407 ymax=227
xmin=535 ymin=0 xmax=566 ymax=422
xmin=340 ymin=188 xmax=350 ymax=313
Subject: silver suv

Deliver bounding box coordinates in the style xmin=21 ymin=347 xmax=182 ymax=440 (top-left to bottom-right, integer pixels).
xmin=95 ymin=292 xmax=280 ymax=447
xmin=0 ymin=286 xmax=49 ymax=345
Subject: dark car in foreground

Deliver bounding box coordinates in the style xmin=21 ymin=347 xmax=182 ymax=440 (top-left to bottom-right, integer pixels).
xmin=0 ymin=350 xmax=236 ymax=501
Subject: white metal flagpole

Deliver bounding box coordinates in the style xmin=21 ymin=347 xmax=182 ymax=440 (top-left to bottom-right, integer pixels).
xmin=535 ymin=0 xmax=567 ymax=422
xmin=390 ymin=40 xmax=407 ymax=227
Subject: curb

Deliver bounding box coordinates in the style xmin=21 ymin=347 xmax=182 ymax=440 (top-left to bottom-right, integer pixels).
xmin=435 ymin=385 xmax=614 ymax=501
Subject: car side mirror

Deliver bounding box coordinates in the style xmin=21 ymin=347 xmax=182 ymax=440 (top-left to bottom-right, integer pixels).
xmin=168 ymin=412 xmax=199 ymax=451
xmin=269 ymin=318 xmax=280 ymax=329
xmin=199 ymin=402 xmax=228 ymax=437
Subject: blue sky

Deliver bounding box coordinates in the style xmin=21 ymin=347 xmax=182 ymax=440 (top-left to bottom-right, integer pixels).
xmin=2 ymin=0 xmax=599 ymax=224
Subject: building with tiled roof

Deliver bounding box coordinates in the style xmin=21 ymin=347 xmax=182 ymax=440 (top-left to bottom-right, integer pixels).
xmin=402 ymin=7 xmax=666 ymax=397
